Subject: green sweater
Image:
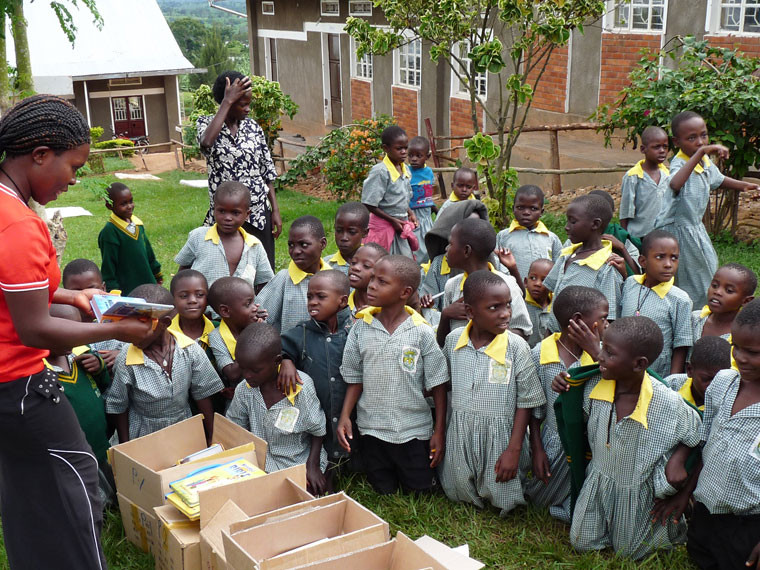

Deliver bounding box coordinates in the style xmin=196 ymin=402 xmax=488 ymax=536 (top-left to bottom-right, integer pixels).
xmin=98 ymin=215 xmax=162 ymax=294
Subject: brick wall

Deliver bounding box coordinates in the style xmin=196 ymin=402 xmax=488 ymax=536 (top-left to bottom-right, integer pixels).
xmin=449 ymin=97 xmax=484 ymax=148
xmin=527 ymin=45 xmax=568 ymax=113
xmin=599 ymin=32 xmax=661 ymax=106
xmin=705 ymin=35 xmax=760 ymax=58
xmin=392 ymin=86 xmax=419 ymax=137
xmin=351 ymin=78 xmax=372 ymax=121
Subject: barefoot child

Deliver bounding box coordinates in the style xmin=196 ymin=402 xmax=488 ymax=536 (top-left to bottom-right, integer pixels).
xmin=175 ymin=181 xmax=273 ymax=296
xmin=106 ymin=285 xmax=223 ymax=442
xmin=565 ymin=317 xmax=701 ymax=560
xmin=692 ymin=262 xmax=756 ymax=342
xmin=324 ymin=202 xmax=369 ymax=274
xmin=207 ymin=277 xmax=262 ymax=404
xmin=257 ymin=215 xmax=328 ymax=333
xmin=686 ymin=299 xmax=760 ymax=568
xmin=168 ymin=270 xmax=216 ymax=353
xmin=362 ymin=126 xmax=418 ymax=257
xmin=666 ymin=336 xmax=731 ymax=412
xmin=347 ymin=242 xmax=388 ymax=315
xmin=279 ymin=271 xmax=352 ymax=475
xmin=407 ymin=136 xmax=438 ymax=263
xmin=227 ymin=322 xmax=328 ymax=495
xmin=655 ymin=111 xmax=759 ymax=308
xmin=98 ymin=182 xmax=162 ymax=293
xmin=495 ymin=185 xmax=562 ymax=283
xmin=619 ymin=126 xmax=670 ymax=239
xmin=620 ymin=230 xmax=693 ymax=376
xmin=524 ymin=258 xmax=554 ymax=348
xmin=439 ymin=270 xmax=545 ymax=515
xmin=338 ymin=255 xmax=449 ymax=494
xmin=525 ymin=286 xmax=608 ymax=522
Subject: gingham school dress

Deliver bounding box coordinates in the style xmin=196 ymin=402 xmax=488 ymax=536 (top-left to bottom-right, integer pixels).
xmin=655 ymin=152 xmax=724 ymax=309
xmin=439 ymin=325 xmax=545 ymax=516
xmin=524 ymin=334 xmax=595 ymax=523
xmin=495 ymin=220 xmax=562 ymax=281
xmin=619 ymin=275 xmax=693 ymax=377
xmin=570 ymin=374 xmax=701 ymax=560
xmin=619 ymin=160 xmax=669 ymax=239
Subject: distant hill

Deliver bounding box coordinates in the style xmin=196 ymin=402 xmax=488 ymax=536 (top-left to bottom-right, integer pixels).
xmin=157 ymin=0 xmax=247 ymax=24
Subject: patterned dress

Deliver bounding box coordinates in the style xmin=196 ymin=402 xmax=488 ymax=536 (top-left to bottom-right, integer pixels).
xmin=619 ymin=160 xmax=669 ymax=239
xmin=495 ymin=220 xmax=562 ymax=281
xmin=654 ymin=151 xmax=724 ymax=308
xmin=439 ymin=325 xmax=545 ymax=516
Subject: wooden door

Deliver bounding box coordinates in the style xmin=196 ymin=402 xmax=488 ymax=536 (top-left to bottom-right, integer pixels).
xmin=327 ymin=34 xmax=342 ymax=126
xmin=112 ymin=96 xmax=146 ymax=138
xmin=269 ymin=38 xmax=278 ymax=82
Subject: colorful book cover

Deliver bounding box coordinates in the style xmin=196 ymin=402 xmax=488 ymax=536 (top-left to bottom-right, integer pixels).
xmin=168 ymin=458 xmax=266 ymax=508
xmin=90 ymin=294 xmax=174 ymax=323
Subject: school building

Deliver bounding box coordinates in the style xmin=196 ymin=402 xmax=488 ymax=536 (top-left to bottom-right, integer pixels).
xmin=243 ymin=0 xmax=760 ymax=137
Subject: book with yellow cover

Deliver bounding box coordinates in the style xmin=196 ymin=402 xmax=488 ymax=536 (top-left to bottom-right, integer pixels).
xmin=166 ymin=492 xmax=200 ymax=521
xmin=168 ymin=458 xmax=266 ymax=509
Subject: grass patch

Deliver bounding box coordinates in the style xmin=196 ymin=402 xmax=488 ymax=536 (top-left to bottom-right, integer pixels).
xmin=44 ymin=174 xmax=759 ymax=568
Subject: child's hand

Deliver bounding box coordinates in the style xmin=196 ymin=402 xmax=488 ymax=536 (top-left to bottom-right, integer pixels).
xmin=441 ymin=298 xmax=469 ymax=321
xmin=277 ymin=359 xmax=303 ymax=393
xmin=607 ymin=253 xmax=627 ymax=279
xmin=601 ymin=233 xmax=625 ymax=255
xmin=306 ymin=464 xmax=327 ymax=496
xmin=567 ymin=317 xmax=602 ymax=361
xmin=650 ymin=490 xmax=690 ymax=526
xmin=530 ymin=445 xmax=551 ymax=485
xmin=747 ymin=541 xmax=760 ymax=569
xmin=408 ymin=210 xmax=419 ymax=229
xmin=494 ymin=247 xmax=517 ymax=273
xmin=74 ymin=352 xmax=102 ymax=374
xmin=391 ymin=218 xmax=405 ymax=234
xmin=702 ymin=144 xmax=729 ymax=160
xmin=551 ymin=371 xmax=570 ymax=393
xmin=429 ymin=431 xmax=445 ymax=468
xmin=337 ymin=416 xmax=353 ymax=453
xmin=494 ymin=447 xmax=521 ymax=482
xmin=419 ymin=293 xmax=434 ymax=309
xmin=665 ymin=453 xmax=689 ymax=488
xmin=98 ymin=349 xmax=118 ymax=370
xmin=254 ymin=304 xmax=268 ymax=322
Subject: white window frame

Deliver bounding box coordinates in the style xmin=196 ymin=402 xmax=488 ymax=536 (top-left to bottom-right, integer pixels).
xmin=261 ymin=1 xmax=274 ymax=15
xmin=351 ymin=38 xmax=373 ymax=80
xmin=707 ymin=0 xmax=760 ymax=34
xmin=603 ymin=0 xmax=667 ymax=33
xmin=450 ymin=39 xmax=488 ymax=101
xmin=348 ymin=0 xmax=372 ymax=16
xmin=394 ymin=37 xmax=422 ymax=89
xmin=320 ymin=0 xmax=340 ymax=17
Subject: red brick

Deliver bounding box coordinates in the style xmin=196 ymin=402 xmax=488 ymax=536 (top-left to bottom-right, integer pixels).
xmin=351 ymin=79 xmax=372 ymax=121
xmin=392 ymin=86 xmax=419 ymax=138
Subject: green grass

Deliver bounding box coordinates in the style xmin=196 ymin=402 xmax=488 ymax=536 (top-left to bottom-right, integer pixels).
xmin=42 ymin=173 xmax=760 ymax=569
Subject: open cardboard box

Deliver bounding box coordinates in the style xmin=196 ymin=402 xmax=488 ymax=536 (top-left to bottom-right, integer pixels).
xmin=155 ymin=504 xmax=202 ymax=570
xmin=109 ymin=414 xmax=267 ymax=512
xmin=222 ymin=494 xmax=389 ymax=570
xmin=117 ymin=492 xmax=161 ymax=555
xmin=196 ymin=464 xmax=311 ymax=570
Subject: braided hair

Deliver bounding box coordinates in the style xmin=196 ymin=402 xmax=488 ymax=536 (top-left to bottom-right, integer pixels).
xmin=0 ymin=94 xmax=90 ymax=157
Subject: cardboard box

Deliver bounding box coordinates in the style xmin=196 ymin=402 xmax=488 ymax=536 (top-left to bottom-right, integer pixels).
xmin=199 ymin=465 xmax=311 ymax=570
xmin=110 ymin=414 xmax=267 ymax=512
xmin=413 ymin=536 xmax=485 ymax=570
xmin=118 ymin=492 xmax=160 ymax=555
xmin=155 ymin=504 xmax=201 ymax=570
xmin=287 ymin=532 xmax=444 ymax=569
xmin=222 ymin=494 xmax=389 ymax=570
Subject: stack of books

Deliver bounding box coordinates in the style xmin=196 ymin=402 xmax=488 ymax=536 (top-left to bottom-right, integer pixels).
xmin=166 ymin=458 xmax=266 ymax=520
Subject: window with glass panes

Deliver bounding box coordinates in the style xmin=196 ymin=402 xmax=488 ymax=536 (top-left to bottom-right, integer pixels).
xmin=613 ymin=0 xmax=665 ymax=31
xmin=719 ymin=0 xmax=760 ymax=33
xmin=397 ymin=39 xmax=422 ymax=87
xmin=454 ymin=41 xmax=487 ymax=98
xmin=354 ymin=49 xmax=373 ymax=79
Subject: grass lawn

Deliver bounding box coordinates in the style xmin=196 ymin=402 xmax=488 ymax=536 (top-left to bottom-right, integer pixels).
xmin=28 ymin=170 xmax=759 ymax=569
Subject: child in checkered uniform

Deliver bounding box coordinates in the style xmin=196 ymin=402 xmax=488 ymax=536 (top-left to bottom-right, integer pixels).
xmin=439 ymin=270 xmax=545 ymax=515
xmin=338 ymin=255 xmax=449 ymax=494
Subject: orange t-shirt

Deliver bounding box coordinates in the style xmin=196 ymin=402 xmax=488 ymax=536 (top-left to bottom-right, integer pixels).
xmin=0 ymin=183 xmax=59 ymax=379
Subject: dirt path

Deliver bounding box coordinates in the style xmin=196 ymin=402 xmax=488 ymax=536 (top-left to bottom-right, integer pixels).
xmin=126 ymin=151 xmax=206 ymax=174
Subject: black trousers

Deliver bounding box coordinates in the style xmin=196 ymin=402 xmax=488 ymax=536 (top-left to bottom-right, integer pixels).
xmin=687 ymin=502 xmax=760 ymax=569
xmin=243 ymin=214 xmax=276 ymax=272
xmin=0 ymin=369 xmax=106 ymax=569
xmin=361 ymin=435 xmax=434 ymax=494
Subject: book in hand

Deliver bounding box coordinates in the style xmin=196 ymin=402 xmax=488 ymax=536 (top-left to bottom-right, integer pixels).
xmin=90 ymin=294 xmax=174 ymax=323
xmin=168 ymin=458 xmax=266 ymax=512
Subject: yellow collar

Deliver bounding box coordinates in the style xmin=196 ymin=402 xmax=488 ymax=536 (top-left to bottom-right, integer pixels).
xmin=699 ymin=305 xmax=711 ymax=318
xmin=126 ymin=329 xmax=195 ymax=366
xmin=507 ymin=219 xmax=550 ymax=235
xmin=218 ymin=320 xmax=238 ymax=358
xmin=453 ymin=321 xmax=510 ymax=365
xmin=247 ymin=380 xmax=302 ymax=405
xmin=328 ymin=251 xmax=348 ymax=266
xmin=355 ymin=305 xmax=428 ymax=327
xmin=347 ymin=290 xmax=356 ymax=312
xmin=288 ymin=258 xmax=328 ymax=285
xmin=109 ymin=212 xmax=143 ymax=239
xmin=539 ymin=333 xmax=595 ymax=366
xmin=420 ymin=260 xmax=431 ymax=275
xmin=449 ymin=193 xmax=475 ymax=203
xmin=589 ymin=373 xmax=654 ymax=429
xmin=382 ymin=155 xmax=411 ymax=182
xmin=632 ymin=274 xmax=674 ymax=299
xmin=626 ymin=159 xmax=669 ymax=179
xmin=525 ymin=289 xmax=552 ymax=309
xmin=677 ymin=377 xmax=703 ymax=411
xmin=675 ymin=150 xmax=712 ymax=174
xmin=441 ymin=256 xmax=451 ymax=275
xmin=169 ymin=314 xmax=216 ymax=345
xmin=459 ymin=262 xmax=498 ymax=291
xmin=204 ymin=224 xmax=259 ymax=247
xmin=560 ymin=240 xmax=613 ymax=271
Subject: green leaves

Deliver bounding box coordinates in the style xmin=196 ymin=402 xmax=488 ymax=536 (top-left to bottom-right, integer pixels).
xmin=464 ymin=132 xmax=500 ymax=165
xmin=468 ymin=39 xmax=506 ymax=74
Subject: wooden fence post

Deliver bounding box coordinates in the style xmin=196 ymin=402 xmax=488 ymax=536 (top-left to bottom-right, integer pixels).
xmin=548 ymin=129 xmax=561 ymax=195
xmin=425 ymin=118 xmax=447 ymax=198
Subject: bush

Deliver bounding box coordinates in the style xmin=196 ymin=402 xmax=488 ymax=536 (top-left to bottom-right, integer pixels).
xmin=276 ymin=116 xmax=397 ymax=201
xmin=93 ymin=138 xmax=136 ymax=157
xmin=183 ymin=84 xmax=217 ymax=160
xmin=90 ymin=126 xmax=105 ymax=144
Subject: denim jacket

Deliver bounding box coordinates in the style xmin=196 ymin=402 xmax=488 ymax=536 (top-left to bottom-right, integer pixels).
xmin=281 ymin=307 xmax=353 ymax=460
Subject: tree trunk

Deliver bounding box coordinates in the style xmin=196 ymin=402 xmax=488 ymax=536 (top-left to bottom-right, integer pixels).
xmin=10 ymin=0 xmax=33 ymax=97
xmin=0 ymin=11 xmax=10 ymax=112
